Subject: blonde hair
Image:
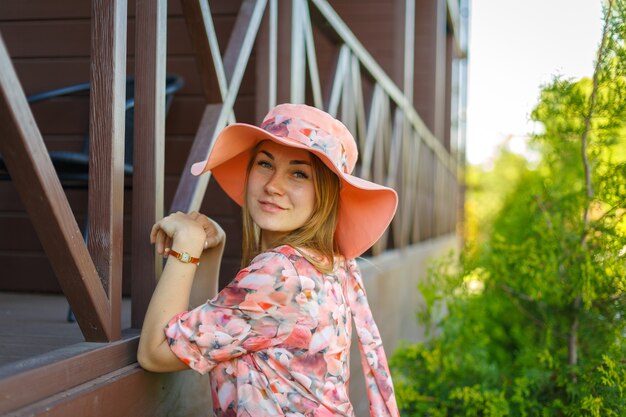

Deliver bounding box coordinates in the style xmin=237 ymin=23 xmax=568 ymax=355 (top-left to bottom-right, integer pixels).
xmin=241 ymin=141 xmax=341 ymax=273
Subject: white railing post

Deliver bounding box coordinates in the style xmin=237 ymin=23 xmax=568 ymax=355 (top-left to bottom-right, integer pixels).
xmin=268 ymin=0 xmax=278 ymax=109
xmin=302 ymin=0 xmax=323 ymax=108
xmin=290 ymin=0 xmax=306 ymax=103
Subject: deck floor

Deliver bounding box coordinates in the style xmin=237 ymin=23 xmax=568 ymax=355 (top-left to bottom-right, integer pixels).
xmin=0 ymin=292 xmax=131 ymax=367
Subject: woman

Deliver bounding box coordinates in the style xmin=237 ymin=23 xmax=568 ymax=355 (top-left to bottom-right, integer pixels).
xmin=138 ymin=104 xmax=400 ymax=416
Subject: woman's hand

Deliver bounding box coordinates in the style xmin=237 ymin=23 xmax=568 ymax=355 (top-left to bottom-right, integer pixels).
xmin=150 ymin=211 xmax=225 ymax=257
xmin=139 ymin=211 xmax=226 ymax=373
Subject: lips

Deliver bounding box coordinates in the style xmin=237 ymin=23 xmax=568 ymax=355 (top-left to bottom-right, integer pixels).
xmin=258 ymin=200 xmax=286 ymax=213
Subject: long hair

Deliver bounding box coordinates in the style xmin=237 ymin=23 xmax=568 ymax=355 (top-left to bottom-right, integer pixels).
xmin=241 ymin=141 xmax=341 ymax=273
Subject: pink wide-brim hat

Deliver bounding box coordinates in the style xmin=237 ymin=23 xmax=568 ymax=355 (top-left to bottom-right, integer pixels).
xmin=191 ymin=103 xmax=398 ymax=259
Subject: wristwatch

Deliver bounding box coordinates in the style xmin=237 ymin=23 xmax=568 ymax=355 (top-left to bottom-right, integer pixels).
xmin=168 ymin=249 xmax=200 ymax=265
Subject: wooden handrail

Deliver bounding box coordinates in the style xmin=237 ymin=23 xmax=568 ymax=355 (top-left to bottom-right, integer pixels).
xmin=168 ymin=0 xmax=462 ymax=253
xmin=0 ymin=334 xmax=139 ymax=414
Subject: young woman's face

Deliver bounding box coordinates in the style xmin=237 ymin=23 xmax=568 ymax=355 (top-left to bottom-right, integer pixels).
xmin=246 ymin=141 xmax=316 ymax=246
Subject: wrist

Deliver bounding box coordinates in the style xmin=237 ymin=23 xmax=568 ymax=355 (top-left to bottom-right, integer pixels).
xmin=167 ymin=249 xmax=201 ymax=265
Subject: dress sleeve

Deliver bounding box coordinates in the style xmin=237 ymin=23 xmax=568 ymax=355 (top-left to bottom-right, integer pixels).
xmin=346 ymin=259 xmax=400 ymax=417
xmin=165 ymin=251 xmax=302 ymax=374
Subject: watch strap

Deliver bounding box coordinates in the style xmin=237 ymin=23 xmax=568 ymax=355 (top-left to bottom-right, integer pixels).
xmin=168 ymin=249 xmax=200 ymax=265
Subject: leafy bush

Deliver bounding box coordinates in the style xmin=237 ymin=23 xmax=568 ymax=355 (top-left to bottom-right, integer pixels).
xmin=390 ymin=2 xmax=626 ymax=415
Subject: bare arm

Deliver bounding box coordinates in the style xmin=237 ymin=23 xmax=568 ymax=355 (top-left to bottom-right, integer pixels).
xmin=189 ymin=233 xmax=224 ymax=308
xmin=137 ymin=211 xmax=225 ymax=372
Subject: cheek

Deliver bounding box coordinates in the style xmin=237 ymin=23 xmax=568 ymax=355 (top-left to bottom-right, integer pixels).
xmin=246 ymin=170 xmax=262 ymax=197
xmin=298 ymin=185 xmax=316 ymax=214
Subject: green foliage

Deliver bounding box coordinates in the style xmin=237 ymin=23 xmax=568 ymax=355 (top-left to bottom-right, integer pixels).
xmin=390 ymin=1 xmax=626 ymax=415
xmin=464 ymin=150 xmax=530 ymax=253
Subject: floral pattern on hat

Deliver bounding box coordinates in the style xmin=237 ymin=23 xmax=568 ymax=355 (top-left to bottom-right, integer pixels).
xmin=165 ymin=245 xmax=399 ymax=416
xmin=261 ymin=116 xmax=351 ymax=174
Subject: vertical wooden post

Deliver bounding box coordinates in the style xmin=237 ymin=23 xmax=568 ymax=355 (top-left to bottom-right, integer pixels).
xmin=403 ymin=0 xmax=415 ymax=104
xmin=0 ymin=35 xmax=111 ymax=342
xmin=443 ymin=32 xmax=454 ymax=151
xmin=256 ymin=0 xmax=280 ymax=120
xmin=89 ymin=0 xmax=128 ymax=341
xmin=272 ymin=0 xmax=293 ymax=108
xmin=131 ymin=0 xmax=167 ymax=328
xmin=403 ymin=0 xmax=418 ymax=244
xmin=416 ymin=144 xmax=428 ymax=241
xmin=268 ymin=0 xmax=278 ymax=110
xmin=426 ymin=148 xmax=435 ymax=239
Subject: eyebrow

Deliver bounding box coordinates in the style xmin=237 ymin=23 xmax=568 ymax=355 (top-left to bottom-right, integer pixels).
xmin=259 ymin=150 xmax=311 ymax=165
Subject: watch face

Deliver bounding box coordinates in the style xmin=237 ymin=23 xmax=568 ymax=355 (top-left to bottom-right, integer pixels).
xmin=180 ymin=252 xmax=190 ymax=263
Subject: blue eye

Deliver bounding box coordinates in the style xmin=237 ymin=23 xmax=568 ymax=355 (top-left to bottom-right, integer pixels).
xmin=293 ymin=171 xmax=309 ymax=179
xmin=257 ymin=160 xmax=272 ymax=169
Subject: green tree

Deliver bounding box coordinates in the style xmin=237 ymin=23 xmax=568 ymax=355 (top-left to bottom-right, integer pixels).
xmin=390 ymin=1 xmax=626 ymax=415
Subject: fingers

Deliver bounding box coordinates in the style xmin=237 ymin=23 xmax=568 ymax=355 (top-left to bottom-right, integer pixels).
xmin=189 ymin=211 xmax=210 ymax=230
xmin=150 ymin=216 xmax=177 ymax=255
xmin=149 ymin=222 xmax=160 ymax=244
xmin=149 ymin=211 xmax=224 ymax=253
xmin=186 ymin=211 xmax=221 ymax=249
xmin=155 ymin=229 xmax=167 ymax=255
xmin=165 ymin=236 xmax=173 ymax=255
xmin=150 ymin=223 xmax=169 ymax=256
xmin=204 ymin=218 xmax=226 ymax=249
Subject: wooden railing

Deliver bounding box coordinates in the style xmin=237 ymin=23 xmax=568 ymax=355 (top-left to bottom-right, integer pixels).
xmin=169 ymin=0 xmax=461 ymax=253
xmin=1 ymin=0 xmax=463 ymax=341
xmin=0 ymin=0 xmax=465 ymax=413
xmin=0 ymin=1 xmax=128 ymax=342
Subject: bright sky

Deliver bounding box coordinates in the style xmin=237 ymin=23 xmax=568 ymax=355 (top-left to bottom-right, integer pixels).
xmin=466 ymin=0 xmax=605 ymax=165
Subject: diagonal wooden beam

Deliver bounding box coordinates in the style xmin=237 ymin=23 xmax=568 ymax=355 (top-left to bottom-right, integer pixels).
xmin=222 ymin=0 xmax=261 ymax=81
xmin=169 ymin=102 xmax=222 ymax=214
xmin=170 ymin=0 xmax=267 ymax=213
xmin=179 ymin=0 xmax=238 ymax=121
xmin=0 ymin=34 xmax=111 ymax=342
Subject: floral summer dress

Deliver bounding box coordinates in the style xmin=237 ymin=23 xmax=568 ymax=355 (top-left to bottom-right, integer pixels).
xmin=165 ymin=245 xmax=400 ymax=416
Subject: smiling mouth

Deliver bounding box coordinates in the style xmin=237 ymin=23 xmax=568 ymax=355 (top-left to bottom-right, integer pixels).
xmin=259 ymin=201 xmax=286 ymax=212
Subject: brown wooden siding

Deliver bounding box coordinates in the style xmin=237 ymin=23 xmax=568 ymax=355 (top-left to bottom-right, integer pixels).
xmin=413 ymin=0 xmax=448 ymax=140
xmin=0 ymin=0 xmax=426 ymax=295
xmin=324 ymin=0 xmax=398 ymax=78
xmin=0 ymin=0 xmax=248 ymax=294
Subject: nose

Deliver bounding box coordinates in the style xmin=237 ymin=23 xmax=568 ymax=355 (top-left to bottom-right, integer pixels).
xmin=264 ymin=172 xmax=285 ymax=195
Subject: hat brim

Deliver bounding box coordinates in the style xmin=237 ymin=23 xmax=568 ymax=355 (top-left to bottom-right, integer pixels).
xmin=191 ymin=123 xmax=398 ymax=259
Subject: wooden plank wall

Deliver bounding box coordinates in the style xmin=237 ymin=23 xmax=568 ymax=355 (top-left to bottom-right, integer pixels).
xmin=319 ymin=0 xmax=400 ymax=83
xmin=0 ymin=0 xmax=453 ymax=294
xmin=0 ymin=0 xmax=250 ymax=293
